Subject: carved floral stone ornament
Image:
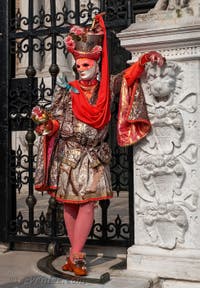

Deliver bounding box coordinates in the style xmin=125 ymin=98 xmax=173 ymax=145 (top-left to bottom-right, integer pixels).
xmin=152 ymin=0 xmax=193 ymax=17
xmin=142 ymin=62 xmax=197 ymax=154
xmin=142 ymin=203 xmax=188 ymax=248
xmin=135 ymin=61 xmax=198 ymax=249
xmin=136 ymin=0 xmax=197 ymax=23
xmin=153 ymin=0 xmax=190 ymax=11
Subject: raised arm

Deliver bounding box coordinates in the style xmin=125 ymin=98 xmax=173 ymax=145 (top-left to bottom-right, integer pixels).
xmin=111 ymin=51 xmax=165 ymax=96
xmin=124 ymin=51 xmax=165 ymax=86
xmin=117 ymin=51 xmax=165 ymax=147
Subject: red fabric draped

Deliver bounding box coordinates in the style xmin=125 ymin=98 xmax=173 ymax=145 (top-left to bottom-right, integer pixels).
xmin=70 ymin=15 xmax=111 ymax=130
xmin=117 ymin=61 xmax=151 ymax=147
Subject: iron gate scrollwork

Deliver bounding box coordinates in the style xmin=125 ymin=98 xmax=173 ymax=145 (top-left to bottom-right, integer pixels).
xmin=0 ymin=0 xmax=157 ymax=250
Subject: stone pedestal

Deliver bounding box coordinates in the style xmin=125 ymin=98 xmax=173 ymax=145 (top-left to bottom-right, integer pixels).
xmin=118 ymin=1 xmax=200 ymax=287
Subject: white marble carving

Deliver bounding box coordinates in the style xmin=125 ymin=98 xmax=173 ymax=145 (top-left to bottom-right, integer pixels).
xmin=153 ymin=0 xmax=190 ymax=11
xmin=135 ymin=0 xmax=199 ymax=26
xmin=144 ymin=62 xmax=184 ymax=154
xmin=134 ymin=61 xmax=198 ymax=249
xmin=118 ymin=0 xmax=200 ymax=283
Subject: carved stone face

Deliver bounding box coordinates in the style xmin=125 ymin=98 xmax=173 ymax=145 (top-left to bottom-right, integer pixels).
xmin=147 ymin=64 xmax=177 ymax=102
xmin=76 ymin=58 xmax=98 ymax=81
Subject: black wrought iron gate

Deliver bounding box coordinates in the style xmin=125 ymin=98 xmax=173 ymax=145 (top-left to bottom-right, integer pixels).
xmin=0 ymin=0 xmax=156 ymax=252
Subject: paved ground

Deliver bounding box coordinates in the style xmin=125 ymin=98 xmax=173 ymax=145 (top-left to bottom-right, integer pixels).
xmin=0 ymin=250 xmax=157 ymax=288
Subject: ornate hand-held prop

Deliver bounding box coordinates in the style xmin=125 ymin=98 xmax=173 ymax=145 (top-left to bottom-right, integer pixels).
xmin=31 ymin=106 xmax=53 ymax=136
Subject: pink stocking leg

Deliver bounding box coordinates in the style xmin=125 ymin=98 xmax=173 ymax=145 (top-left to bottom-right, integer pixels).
xmin=63 ymin=203 xmax=79 ymax=247
xmin=70 ymin=201 xmax=95 ymax=259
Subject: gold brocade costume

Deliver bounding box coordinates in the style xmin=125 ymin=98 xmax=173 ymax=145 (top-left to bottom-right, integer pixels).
xmin=35 ymin=74 xmax=120 ymax=203
xmin=52 ymin=83 xmax=113 ymax=203
xmin=35 ymin=67 xmax=150 ymax=204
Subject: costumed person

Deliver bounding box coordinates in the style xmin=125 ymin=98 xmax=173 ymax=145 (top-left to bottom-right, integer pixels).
xmin=32 ymin=13 xmax=165 ymax=276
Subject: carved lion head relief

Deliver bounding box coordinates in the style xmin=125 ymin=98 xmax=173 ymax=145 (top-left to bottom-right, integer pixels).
xmin=145 ymin=62 xmax=183 ymax=105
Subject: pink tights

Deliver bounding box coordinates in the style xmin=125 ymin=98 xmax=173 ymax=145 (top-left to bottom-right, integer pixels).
xmin=63 ymin=201 xmax=95 ymax=260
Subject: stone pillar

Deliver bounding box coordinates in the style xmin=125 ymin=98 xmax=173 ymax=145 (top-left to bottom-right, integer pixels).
xmin=118 ymin=1 xmax=200 ymax=287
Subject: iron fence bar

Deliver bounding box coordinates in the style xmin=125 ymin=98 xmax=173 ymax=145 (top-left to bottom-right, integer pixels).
xmin=99 ymin=200 xmax=110 ymax=241
xmin=25 ymin=0 xmax=37 ymax=237
xmin=48 ymin=0 xmax=60 ymax=240
xmin=27 ymin=0 xmax=34 ymax=72
xmin=49 ymin=0 xmax=59 ymax=89
xmin=0 ymin=0 xmax=10 ymax=242
xmin=100 ymin=0 xmax=105 ymax=12
xmin=127 ymin=0 xmax=133 ymax=26
xmin=74 ymin=0 xmax=80 ymax=25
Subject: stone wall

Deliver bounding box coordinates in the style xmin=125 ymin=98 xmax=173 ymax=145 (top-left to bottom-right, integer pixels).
xmin=118 ymin=0 xmax=200 ymax=287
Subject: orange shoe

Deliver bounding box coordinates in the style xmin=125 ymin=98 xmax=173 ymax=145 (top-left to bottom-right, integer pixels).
xmin=62 ymin=257 xmax=72 ymax=272
xmin=69 ymin=253 xmax=87 ymax=276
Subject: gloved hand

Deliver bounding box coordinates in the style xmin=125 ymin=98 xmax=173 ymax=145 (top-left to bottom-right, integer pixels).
xmin=139 ymin=51 xmax=165 ymax=67
xmin=34 ymin=120 xmax=53 ymax=136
